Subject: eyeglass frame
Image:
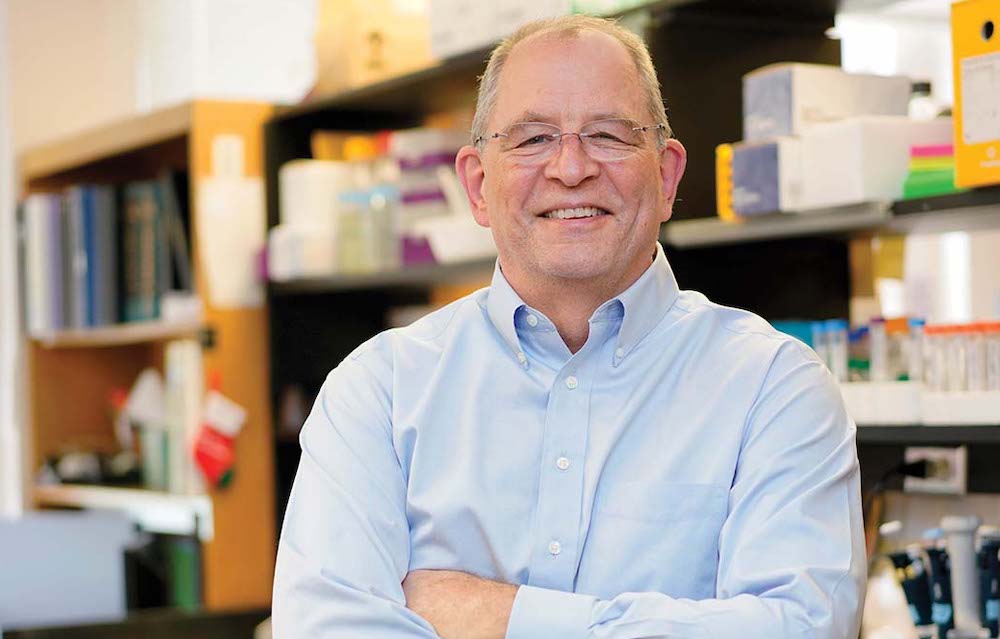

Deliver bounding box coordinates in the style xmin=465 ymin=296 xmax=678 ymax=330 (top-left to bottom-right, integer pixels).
xmin=473 ymin=118 xmax=670 ymax=161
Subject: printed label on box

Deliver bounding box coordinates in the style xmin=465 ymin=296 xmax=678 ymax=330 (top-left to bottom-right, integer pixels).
xmin=961 ymin=51 xmax=1000 ymax=145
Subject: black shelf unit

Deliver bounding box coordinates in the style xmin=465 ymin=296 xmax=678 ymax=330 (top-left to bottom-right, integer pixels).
xmin=264 ymin=0 xmax=999 ymax=531
xmin=857 ymin=425 xmax=1000 ymax=445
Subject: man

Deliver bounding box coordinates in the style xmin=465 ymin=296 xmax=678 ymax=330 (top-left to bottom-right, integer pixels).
xmin=273 ymin=15 xmax=866 ymax=638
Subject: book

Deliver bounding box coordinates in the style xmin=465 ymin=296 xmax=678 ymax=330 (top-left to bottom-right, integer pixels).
xmin=122 ymin=182 xmax=161 ymax=322
xmin=65 ymin=186 xmax=93 ymax=328
xmin=22 ymin=193 xmax=68 ymax=335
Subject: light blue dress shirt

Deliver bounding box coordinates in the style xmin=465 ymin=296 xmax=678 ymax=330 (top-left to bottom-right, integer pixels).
xmin=272 ymin=243 xmax=866 ymax=638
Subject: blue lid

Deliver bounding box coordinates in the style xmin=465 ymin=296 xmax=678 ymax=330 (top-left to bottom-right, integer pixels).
xmin=824 ymin=319 xmax=849 ymax=331
xmin=848 ymin=326 xmax=869 ymax=342
xmin=811 ymin=321 xmax=826 ymax=335
xmin=908 ymin=317 xmax=927 ymax=328
xmin=922 ymin=527 xmax=944 ymax=540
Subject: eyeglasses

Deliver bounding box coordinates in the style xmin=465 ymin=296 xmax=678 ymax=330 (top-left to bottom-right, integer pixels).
xmin=475 ymin=118 xmax=666 ymax=163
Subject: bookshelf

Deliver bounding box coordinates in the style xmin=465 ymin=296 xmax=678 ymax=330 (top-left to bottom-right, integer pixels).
xmin=18 ymin=100 xmax=276 ymax=611
xmin=32 ymin=319 xmax=203 ymax=349
xmin=33 ymin=483 xmax=213 ymax=540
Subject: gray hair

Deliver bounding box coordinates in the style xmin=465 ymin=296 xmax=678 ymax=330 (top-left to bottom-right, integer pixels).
xmin=471 ymin=15 xmax=672 ymax=151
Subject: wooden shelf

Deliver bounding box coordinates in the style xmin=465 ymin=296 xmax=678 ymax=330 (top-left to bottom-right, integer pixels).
xmin=269 ymin=256 xmax=496 ymax=295
xmin=18 ymin=103 xmax=193 ymax=182
xmin=856 ymin=425 xmax=1000 ymax=445
xmin=34 ymin=483 xmax=214 ymax=541
xmin=31 ymin=319 xmax=203 ymax=349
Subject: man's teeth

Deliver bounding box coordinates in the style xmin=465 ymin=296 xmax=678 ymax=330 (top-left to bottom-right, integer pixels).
xmin=542 ymin=207 xmax=609 ymax=219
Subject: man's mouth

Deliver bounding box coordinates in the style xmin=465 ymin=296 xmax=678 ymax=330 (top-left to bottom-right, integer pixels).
xmin=540 ymin=206 xmax=611 ymax=220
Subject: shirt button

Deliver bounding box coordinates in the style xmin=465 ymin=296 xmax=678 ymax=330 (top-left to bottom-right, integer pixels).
xmin=517 ymin=352 xmax=527 ymax=365
xmin=615 ymin=347 xmax=625 ymax=359
xmin=548 ymin=540 xmax=561 ymax=556
xmin=565 ymin=376 xmax=578 ymax=390
xmin=526 ymin=314 xmax=539 ymax=327
xmin=556 ymin=457 xmax=570 ymax=471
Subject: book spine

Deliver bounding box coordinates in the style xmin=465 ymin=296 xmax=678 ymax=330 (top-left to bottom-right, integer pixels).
xmin=66 ymin=186 xmax=89 ymax=328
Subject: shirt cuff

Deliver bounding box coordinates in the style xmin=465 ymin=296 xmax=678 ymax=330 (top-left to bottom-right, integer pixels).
xmin=504 ymin=585 xmax=597 ymax=639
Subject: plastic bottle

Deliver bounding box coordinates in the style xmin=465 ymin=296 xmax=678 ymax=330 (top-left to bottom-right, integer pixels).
xmin=871 ymin=317 xmax=889 ymax=382
xmin=909 ymin=80 xmax=941 ymax=121
xmin=909 ymin=318 xmax=927 ymax=383
xmin=943 ymin=515 xmax=986 ymax=637
xmin=826 ymin=319 xmax=849 ymax=382
xmin=811 ymin=321 xmax=829 ymax=370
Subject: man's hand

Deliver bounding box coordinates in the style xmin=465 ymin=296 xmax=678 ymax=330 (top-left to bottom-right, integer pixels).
xmin=402 ymin=569 xmax=518 ymax=639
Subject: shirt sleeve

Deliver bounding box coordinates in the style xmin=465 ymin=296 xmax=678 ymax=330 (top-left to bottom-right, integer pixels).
xmin=505 ymin=341 xmax=866 ymax=639
xmin=272 ymin=345 xmax=440 ymax=638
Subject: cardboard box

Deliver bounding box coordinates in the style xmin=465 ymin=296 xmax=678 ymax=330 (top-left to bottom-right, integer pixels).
xmin=951 ymin=0 xmax=1000 ymax=187
xmin=800 ymin=116 xmax=954 ymax=211
xmin=430 ymin=0 xmax=570 ymax=59
xmin=314 ymin=0 xmax=436 ymax=96
xmin=743 ymin=63 xmax=911 ymax=141
xmin=729 ymin=137 xmax=803 ymax=215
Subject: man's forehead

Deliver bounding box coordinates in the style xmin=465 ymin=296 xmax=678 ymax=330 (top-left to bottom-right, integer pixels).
xmin=492 ymin=30 xmax=644 ymax=123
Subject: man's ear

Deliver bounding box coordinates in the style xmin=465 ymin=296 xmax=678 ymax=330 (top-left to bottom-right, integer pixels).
xmin=456 ymin=145 xmax=490 ymax=228
xmin=658 ymin=139 xmax=687 ymax=223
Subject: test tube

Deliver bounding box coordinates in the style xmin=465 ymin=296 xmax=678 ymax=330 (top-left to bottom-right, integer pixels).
xmin=926 ymin=326 xmax=948 ymax=391
xmin=826 ymin=319 xmax=849 ymax=383
xmin=944 ymin=515 xmax=988 ymax=638
xmin=871 ymin=318 xmax=889 ymax=382
xmin=946 ymin=326 xmax=969 ymax=392
xmin=910 ymin=318 xmax=927 ymax=383
xmin=968 ymin=323 xmax=988 ymax=392
xmin=977 ymin=526 xmax=1000 ymax=638
xmin=812 ymin=321 xmax=829 ymax=370
xmin=986 ymin=322 xmax=1000 ymax=392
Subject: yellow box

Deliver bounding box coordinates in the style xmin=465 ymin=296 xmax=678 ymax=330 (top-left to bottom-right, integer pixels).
xmin=951 ymin=0 xmax=1000 ymax=188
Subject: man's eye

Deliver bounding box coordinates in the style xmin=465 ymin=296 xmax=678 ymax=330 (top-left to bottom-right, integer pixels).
xmin=518 ymin=135 xmax=551 ymax=147
xmin=587 ymin=132 xmax=631 ymax=144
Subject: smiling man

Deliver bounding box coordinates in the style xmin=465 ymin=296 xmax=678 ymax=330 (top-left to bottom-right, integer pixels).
xmin=272 ymin=15 xmax=866 ymax=639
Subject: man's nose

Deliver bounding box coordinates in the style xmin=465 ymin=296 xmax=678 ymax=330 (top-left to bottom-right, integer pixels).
xmin=543 ymin=134 xmax=600 ymax=187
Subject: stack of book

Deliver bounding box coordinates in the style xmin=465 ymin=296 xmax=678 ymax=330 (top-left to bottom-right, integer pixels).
xmin=20 ymin=173 xmax=191 ymax=336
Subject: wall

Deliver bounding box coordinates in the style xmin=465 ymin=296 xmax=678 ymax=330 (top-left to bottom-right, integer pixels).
xmin=7 ymin=0 xmax=141 ymax=153
xmin=7 ymin=0 xmax=317 ymax=153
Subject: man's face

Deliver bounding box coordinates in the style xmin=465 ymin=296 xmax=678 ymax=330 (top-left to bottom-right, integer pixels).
xmin=457 ymin=30 xmax=686 ymax=292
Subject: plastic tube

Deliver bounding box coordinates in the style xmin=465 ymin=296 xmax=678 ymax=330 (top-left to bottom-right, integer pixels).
xmin=968 ymin=323 xmax=988 ymax=392
xmin=947 ymin=326 xmax=969 ymax=392
xmin=871 ymin=317 xmax=889 ymax=382
xmin=811 ymin=321 xmax=829 ymax=370
xmin=926 ymin=326 xmax=948 ymax=391
xmin=943 ymin=515 xmax=984 ymax=635
xmin=985 ymin=322 xmax=1000 ymax=392
xmin=909 ymin=318 xmax=927 ymax=383
xmin=826 ymin=319 xmax=849 ymax=383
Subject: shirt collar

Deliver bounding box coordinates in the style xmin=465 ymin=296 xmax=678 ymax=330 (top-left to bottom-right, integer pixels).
xmin=484 ymin=242 xmax=680 ymax=359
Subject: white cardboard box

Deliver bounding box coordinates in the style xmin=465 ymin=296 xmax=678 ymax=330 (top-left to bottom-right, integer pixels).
xmin=743 ymin=63 xmax=911 ymax=141
xmin=799 ymin=116 xmax=954 ymax=211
